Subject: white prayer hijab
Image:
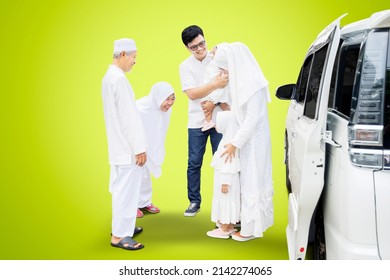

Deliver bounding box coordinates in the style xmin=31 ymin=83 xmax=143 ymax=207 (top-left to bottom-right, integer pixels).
xmin=211 ymin=111 xmax=240 ymax=173
xmin=203 ymin=42 xmax=229 ymax=86
xmin=136 ymin=81 xmax=174 ymax=178
xmin=213 ymin=42 xmax=271 ymax=124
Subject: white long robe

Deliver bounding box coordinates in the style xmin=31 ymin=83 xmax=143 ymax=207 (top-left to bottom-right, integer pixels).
xmin=233 ymin=92 xmax=273 ymax=237
xmin=102 ymin=64 xmax=146 ymax=237
xmin=102 ymin=65 xmax=146 ymax=165
xmin=214 ymin=42 xmax=273 ymax=237
xmin=210 ymin=111 xmax=241 ymax=224
xmin=136 ymin=82 xmax=174 ymax=207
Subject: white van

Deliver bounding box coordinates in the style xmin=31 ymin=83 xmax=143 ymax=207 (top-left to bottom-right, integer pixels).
xmin=276 ymin=10 xmax=390 ymax=260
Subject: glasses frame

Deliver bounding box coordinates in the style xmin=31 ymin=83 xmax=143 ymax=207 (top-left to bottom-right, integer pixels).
xmin=188 ymin=40 xmax=206 ymax=51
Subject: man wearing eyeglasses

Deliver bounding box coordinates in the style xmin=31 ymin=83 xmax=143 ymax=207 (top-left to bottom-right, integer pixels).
xmin=179 ymin=25 xmax=229 ymax=217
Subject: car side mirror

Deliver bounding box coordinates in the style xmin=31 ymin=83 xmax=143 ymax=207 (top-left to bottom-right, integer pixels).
xmin=276 ymin=84 xmax=296 ymax=100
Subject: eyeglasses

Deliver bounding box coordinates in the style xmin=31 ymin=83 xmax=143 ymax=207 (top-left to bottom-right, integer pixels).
xmin=188 ymin=40 xmax=206 ymax=51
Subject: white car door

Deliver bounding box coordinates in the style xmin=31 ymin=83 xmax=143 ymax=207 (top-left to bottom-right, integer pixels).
xmin=286 ymin=15 xmax=344 ymax=260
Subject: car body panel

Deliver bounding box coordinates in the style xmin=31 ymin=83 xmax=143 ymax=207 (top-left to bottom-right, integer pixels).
xmin=286 ymin=15 xmax=343 ymax=260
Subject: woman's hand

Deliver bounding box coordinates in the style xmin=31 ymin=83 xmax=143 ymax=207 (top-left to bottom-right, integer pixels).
xmin=201 ymin=101 xmax=215 ymax=117
xmin=221 ymin=184 xmax=228 ymax=193
xmin=221 ymin=143 xmax=237 ymax=163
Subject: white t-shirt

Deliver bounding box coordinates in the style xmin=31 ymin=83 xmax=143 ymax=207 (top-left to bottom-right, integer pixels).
xmin=102 ymin=64 xmax=146 ymax=165
xmin=179 ymin=52 xmax=222 ymax=128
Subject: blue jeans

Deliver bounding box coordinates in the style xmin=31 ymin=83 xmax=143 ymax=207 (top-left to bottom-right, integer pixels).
xmin=187 ymin=127 xmax=222 ymax=206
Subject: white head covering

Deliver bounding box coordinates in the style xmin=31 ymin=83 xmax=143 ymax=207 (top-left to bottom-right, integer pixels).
xmin=213 ymin=42 xmax=271 ymax=124
xmin=113 ymin=38 xmax=137 ymax=55
xmin=211 ymin=111 xmax=240 ymax=173
xmin=204 ymin=42 xmax=229 ymax=83
xmin=136 ymin=81 xmax=174 ymax=178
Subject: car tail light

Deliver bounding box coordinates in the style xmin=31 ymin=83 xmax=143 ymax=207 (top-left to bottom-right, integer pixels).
xmin=351 ymin=31 xmax=387 ymax=126
xmin=348 ymin=31 xmax=388 ymax=169
xmin=349 ymin=125 xmax=382 ymax=146
xmin=349 ymin=149 xmax=383 ymax=168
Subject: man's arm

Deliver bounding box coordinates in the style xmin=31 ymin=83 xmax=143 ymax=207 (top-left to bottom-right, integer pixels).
xmin=185 ymin=71 xmax=229 ymax=100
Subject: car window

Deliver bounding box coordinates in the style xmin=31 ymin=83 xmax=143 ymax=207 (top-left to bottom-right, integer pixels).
xmin=331 ymin=45 xmax=360 ymax=118
xmin=328 ymin=42 xmax=341 ymax=110
xmin=304 ymin=44 xmax=329 ymax=119
xmin=296 ymin=55 xmax=313 ymax=104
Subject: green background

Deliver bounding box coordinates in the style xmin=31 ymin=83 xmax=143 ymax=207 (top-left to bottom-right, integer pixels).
xmin=0 ymin=0 xmax=388 ymax=260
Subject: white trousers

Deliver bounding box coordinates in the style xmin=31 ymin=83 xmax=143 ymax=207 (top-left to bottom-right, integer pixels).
xmin=109 ymin=164 xmax=142 ymax=237
xmin=138 ymin=167 xmax=152 ymax=208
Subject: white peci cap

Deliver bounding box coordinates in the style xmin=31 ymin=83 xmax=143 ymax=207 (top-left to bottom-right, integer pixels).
xmin=113 ymin=38 xmax=137 ymax=55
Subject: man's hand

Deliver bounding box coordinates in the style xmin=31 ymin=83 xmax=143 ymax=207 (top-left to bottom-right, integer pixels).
xmin=213 ymin=70 xmax=229 ymax=89
xmin=184 ymin=70 xmax=229 ymax=101
xmin=135 ymin=152 xmax=147 ymax=167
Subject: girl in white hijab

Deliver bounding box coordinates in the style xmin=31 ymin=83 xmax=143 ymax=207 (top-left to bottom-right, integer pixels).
xmin=213 ymin=42 xmax=274 ymax=241
xmin=136 ymin=81 xmax=175 ymax=217
xmin=200 ymin=44 xmax=230 ymax=131
xmin=207 ymin=111 xmax=241 ymax=239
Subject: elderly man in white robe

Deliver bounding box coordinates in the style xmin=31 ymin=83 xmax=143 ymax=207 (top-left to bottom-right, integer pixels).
xmin=102 ymin=38 xmax=146 ymax=250
xmin=213 ymin=42 xmax=274 ymax=241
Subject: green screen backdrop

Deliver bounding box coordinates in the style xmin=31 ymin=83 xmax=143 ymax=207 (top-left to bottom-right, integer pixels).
xmin=0 ymin=0 xmax=388 ymax=260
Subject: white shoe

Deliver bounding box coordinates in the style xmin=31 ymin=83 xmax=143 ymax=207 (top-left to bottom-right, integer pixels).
xmin=232 ymin=233 xmax=258 ymax=242
xmin=207 ymin=228 xmax=236 ymax=239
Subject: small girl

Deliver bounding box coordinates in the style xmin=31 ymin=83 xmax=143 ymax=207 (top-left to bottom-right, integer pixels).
xmin=207 ymin=111 xmax=241 ymax=238
xmin=201 ymin=45 xmax=230 ymax=131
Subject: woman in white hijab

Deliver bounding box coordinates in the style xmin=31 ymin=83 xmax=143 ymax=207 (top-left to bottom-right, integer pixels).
xmin=213 ymin=42 xmax=273 ymax=241
xmin=136 ymin=81 xmax=175 ymax=217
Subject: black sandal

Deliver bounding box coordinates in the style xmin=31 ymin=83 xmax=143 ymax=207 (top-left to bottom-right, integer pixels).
xmin=111 ymin=236 xmax=144 ymax=250
xmin=134 ymin=226 xmax=143 ymax=235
